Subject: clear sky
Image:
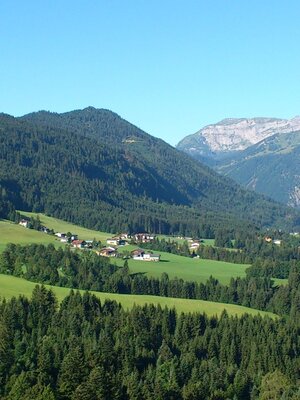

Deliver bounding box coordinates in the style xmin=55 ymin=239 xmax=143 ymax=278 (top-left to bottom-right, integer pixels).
xmin=1 ymin=1 xmax=300 ymax=145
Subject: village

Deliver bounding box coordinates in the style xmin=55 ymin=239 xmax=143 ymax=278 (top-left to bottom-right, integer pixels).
xmin=18 ymin=217 xmax=293 ymax=266
xmin=18 ymin=218 xmax=162 ymax=261
xmin=17 ymin=218 xmax=214 ymax=261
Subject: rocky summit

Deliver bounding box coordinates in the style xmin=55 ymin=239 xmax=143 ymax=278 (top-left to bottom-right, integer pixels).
xmin=177 ymin=116 xmax=300 ymax=160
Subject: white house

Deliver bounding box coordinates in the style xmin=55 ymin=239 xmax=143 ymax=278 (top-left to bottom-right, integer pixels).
xmin=107 ymin=237 xmax=120 ymax=246
xmin=19 ymin=219 xmax=29 ymax=228
xmin=55 ymin=232 xmax=66 ymax=238
xmin=132 ymin=249 xmax=160 ymax=262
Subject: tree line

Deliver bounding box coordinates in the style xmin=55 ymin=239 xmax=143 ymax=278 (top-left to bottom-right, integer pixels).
xmin=0 ymin=286 xmax=300 ymax=399
xmin=2 ymin=243 xmax=300 ymax=317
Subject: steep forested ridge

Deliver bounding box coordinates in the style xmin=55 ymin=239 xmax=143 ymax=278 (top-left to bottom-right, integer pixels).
xmin=0 ymin=109 xmax=298 ymax=234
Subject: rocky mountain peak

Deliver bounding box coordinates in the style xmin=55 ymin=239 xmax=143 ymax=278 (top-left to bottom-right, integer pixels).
xmin=177 ymin=116 xmax=300 ymax=160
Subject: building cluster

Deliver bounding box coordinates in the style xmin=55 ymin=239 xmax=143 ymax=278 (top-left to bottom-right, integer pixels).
xmin=19 ymin=219 xmax=161 ymax=261
xmin=99 ymin=233 xmax=160 ymax=261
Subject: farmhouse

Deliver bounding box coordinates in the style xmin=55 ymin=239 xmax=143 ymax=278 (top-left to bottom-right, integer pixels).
xmin=55 ymin=232 xmax=66 ymax=238
xmin=19 ymin=219 xmax=29 ymax=228
xmin=106 ymin=237 xmax=126 ymax=246
xmin=85 ymin=240 xmax=94 ymax=248
xmin=132 ymin=249 xmax=160 ymax=262
xmin=190 ymin=241 xmax=200 ymax=249
xmin=40 ymin=226 xmax=50 ymax=234
xmin=134 ymin=233 xmax=155 ymax=243
xmin=120 ymin=233 xmax=130 ymax=240
xmin=72 ymin=239 xmax=86 ymax=249
xmin=97 ymin=247 xmax=117 ymax=257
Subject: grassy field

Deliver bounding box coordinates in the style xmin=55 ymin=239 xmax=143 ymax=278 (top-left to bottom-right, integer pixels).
xmin=2 ymin=213 xmax=282 ymax=287
xmin=273 ymin=278 xmax=288 ymax=286
xmin=116 ymin=246 xmax=248 ymax=285
xmin=0 ymin=216 xmax=249 ymax=285
xmin=0 ymin=220 xmax=60 ymax=253
xmin=20 ymin=211 xmax=111 ymax=242
xmin=0 ymin=274 xmax=276 ymax=318
xmin=157 ymin=235 xmax=215 ymax=246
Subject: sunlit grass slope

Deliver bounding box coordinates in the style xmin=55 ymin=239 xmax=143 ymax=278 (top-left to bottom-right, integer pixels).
xmin=0 ymin=220 xmax=58 ymax=253
xmin=20 ymin=211 xmax=110 ymax=242
xmin=0 ymin=274 xmax=276 ymax=318
xmin=116 ymin=248 xmax=248 ymax=285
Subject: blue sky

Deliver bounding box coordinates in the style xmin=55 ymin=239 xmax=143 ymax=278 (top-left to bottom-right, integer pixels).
xmin=1 ymin=1 xmax=300 ymax=145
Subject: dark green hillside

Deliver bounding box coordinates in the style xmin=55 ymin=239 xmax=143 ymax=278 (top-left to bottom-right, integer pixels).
xmin=22 ymin=106 xmax=149 ymax=145
xmin=21 ymin=108 xmax=300 ymax=226
xmin=22 ymin=107 xmax=244 ymax=208
xmin=218 ymin=131 xmax=300 ymax=207
xmin=0 ymin=110 xmax=298 ymax=234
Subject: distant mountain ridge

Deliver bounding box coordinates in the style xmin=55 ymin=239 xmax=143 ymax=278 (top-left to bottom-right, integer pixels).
xmin=216 ymin=130 xmax=300 ymax=208
xmin=0 ymin=107 xmax=298 ymax=234
xmin=177 ymin=116 xmax=300 ymax=209
xmin=177 ymin=116 xmax=300 ymax=160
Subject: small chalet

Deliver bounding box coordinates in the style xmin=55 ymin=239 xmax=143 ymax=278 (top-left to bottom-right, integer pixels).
xmin=97 ymin=247 xmax=117 ymax=257
xmin=55 ymin=232 xmax=66 ymax=238
xmin=40 ymin=226 xmax=50 ymax=234
xmin=132 ymin=249 xmax=160 ymax=262
xmin=72 ymin=239 xmax=86 ymax=249
xmin=19 ymin=219 xmax=29 ymax=228
xmin=120 ymin=233 xmax=130 ymax=240
xmin=264 ymin=236 xmax=272 ymax=243
xmin=134 ymin=233 xmax=155 ymax=243
xmin=106 ymin=237 xmax=126 ymax=246
xmin=190 ymin=241 xmax=200 ymax=249
xmin=85 ymin=240 xmax=94 ymax=248
xmin=273 ymin=239 xmax=282 ymax=246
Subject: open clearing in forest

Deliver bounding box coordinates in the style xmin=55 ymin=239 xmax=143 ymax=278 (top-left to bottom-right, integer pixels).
xmin=0 ymin=274 xmax=276 ymax=318
xmin=116 ymin=246 xmax=248 ymax=285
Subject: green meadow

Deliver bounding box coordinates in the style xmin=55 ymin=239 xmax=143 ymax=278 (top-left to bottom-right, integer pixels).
xmin=20 ymin=211 xmax=111 ymax=242
xmin=157 ymin=235 xmax=215 ymax=246
xmin=272 ymin=278 xmax=288 ymax=286
xmin=0 ymin=274 xmax=275 ymax=318
xmin=116 ymin=246 xmax=248 ymax=285
xmin=1 ymin=215 xmax=249 ymax=285
xmin=0 ymin=214 xmax=283 ymax=317
xmin=0 ymin=220 xmax=59 ymax=253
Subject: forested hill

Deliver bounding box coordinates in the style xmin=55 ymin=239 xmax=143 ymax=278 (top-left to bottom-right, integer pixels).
xmin=0 ymin=110 xmax=298 ymax=234
xmin=21 ymin=107 xmax=151 ymax=145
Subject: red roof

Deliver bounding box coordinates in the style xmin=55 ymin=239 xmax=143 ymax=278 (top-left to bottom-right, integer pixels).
xmin=72 ymin=240 xmax=85 ymax=245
